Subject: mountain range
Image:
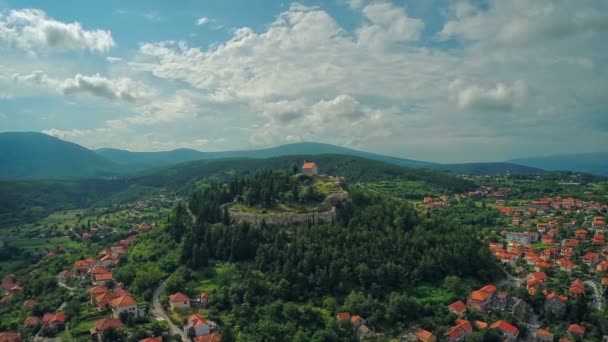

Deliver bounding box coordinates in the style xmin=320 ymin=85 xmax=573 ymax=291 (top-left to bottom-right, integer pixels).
xmin=1 ymin=131 xmax=606 ymax=180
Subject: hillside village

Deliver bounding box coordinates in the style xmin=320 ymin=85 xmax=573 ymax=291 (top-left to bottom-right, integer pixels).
xmin=1 ymin=165 xmax=608 ymax=342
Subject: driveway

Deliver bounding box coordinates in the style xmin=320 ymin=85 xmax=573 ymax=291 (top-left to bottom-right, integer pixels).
xmin=150 ymin=281 xmax=190 ymax=341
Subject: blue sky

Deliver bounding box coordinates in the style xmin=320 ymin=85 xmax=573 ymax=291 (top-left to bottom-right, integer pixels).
xmin=0 ymin=0 xmax=606 ymax=162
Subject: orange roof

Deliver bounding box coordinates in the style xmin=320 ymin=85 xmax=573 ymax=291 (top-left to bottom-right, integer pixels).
xmin=0 ymin=332 xmax=22 ymax=342
xmin=111 ymin=295 xmax=137 ymax=308
xmin=89 ymin=285 xmax=109 ymax=295
xmin=95 ymin=273 xmax=113 ymax=281
xmin=194 ymin=333 xmax=222 ymax=342
xmin=23 ymin=316 xmax=41 ymax=326
xmin=475 ymin=321 xmax=488 ymax=329
xmin=42 ymin=312 xmax=66 ymax=325
xmin=536 ymin=328 xmax=551 ymax=336
xmin=22 ymin=299 xmax=37 ymax=309
xmin=139 ymin=338 xmax=163 ymax=342
xmin=336 ymin=312 xmax=351 ymax=321
xmin=350 ymin=314 xmax=364 ymax=326
xmin=169 ymin=292 xmax=190 ymax=303
xmin=91 ymin=266 xmax=110 ymax=274
xmin=448 ymin=300 xmax=466 ymax=314
xmin=189 ymin=313 xmax=208 ymax=327
xmin=302 ymin=162 xmax=317 ymax=169
xmin=479 ymin=285 xmax=497 ymax=294
xmin=95 ymin=318 xmax=124 ymax=332
xmin=469 ymin=290 xmax=489 ymax=302
xmin=415 ymin=328 xmax=434 ymax=342
xmin=567 ymin=324 xmax=585 ymax=335
xmin=490 ymin=320 xmax=518 ymax=336
xmin=531 ymin=271 xmax=548 ymax=281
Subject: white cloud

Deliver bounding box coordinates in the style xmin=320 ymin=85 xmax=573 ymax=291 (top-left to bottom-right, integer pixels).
xmin=451 ymin=80 xmax=527 ymax=112
xmin=106 ymin=56 xmax=122 ymax=63
xmin=13 ymin=70 xmax=152 ymax=103
xmin=195 ymin=17 xmax=209 ymax=26
xmin=357 ymin=2 xmax=424 ymax=46
xmin=0 ymin=8 xmax=114 ymax=53
xmin=143 ymin=11 xmax=161 ymax=22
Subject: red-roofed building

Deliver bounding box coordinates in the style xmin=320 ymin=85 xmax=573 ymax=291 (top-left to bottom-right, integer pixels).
xmin=475 ymin=321 xmax=487 ymax=330
xmin=194 ymin=333 xmax=222 ymax=342
xmin=567 ymin=324 xmax=585 ymax=337
xmin=94 ymin=272 xmax=113 ymax=287
xmin=569 ymin=279 xmax=586 ymax=297
xmin=89 ymin=286 xmax=109 ymax=305
xmin=601 ymin=277 xmax=608 ymax=286
xmin=99 ymin=254 xmax=119 ymax=268
xmin=139 ymin=337 xmax=163 ymax=342
xmin=556 ymin=258 xmax=576 ymax=273
xmin=111 ymin=295 xmax=138 ymax=318
xmin=447 ymin=301 xmax=467 ymax=317
xmin=445 ymin=319 xmax=472 ymax=342
xmin=575 ymin=229 xmax=588 ymax=240
xmin=42 ymin=312 xmax=66 ymax=331
xmin=0 ymin=332 xmax=22 ymax=342
xmin=57 ymin=270 xmax=73 ymax=284
xmin=527 ymin=272 xmax=549 ymax=294
xmin=187 ymin=314 xmax=211 ymax=336
xmin=74 ymin=257 xmax=97 ymax=276
xmin=336 ymin=311 xmax=351 ymax=325
xmin=23 ymin=316 xmax=41 ymax=327
xmin=596 ymin=260 xmax=608 ymax=273
xmin=91 ymin=318 xmax=124 ymax=342
xmin=490 ymin=320 xmax=519 ymax=341
xmin=22 ymin=299 xmax=37 ymax=310
xmin=168 ymin=292 xmax=190 ymax=310
xmin=301 ymin=162 xmax=318 ymax=176
xmin=592 ymin=234 xmax=606 ymax=245
xmin=581 ymin=252 xmax=601 ymax=266
xmin=536 ymin=328 xmax=553 ymax=342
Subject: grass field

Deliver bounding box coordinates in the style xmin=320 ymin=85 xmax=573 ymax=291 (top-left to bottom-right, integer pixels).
xmin=10 ymin=236 xmax=80 ymax=250
xmin=413 ymin=285 xmax=455 ymax=307
xmin=194 ymin=263 xmax=240 ymax=293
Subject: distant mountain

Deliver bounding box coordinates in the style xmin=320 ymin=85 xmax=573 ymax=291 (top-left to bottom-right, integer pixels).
xmin=0 ymin=132 xmax=120 ymax=180
xmin=509 ymin=152 xmax=608 ymax=176
xmin=435 ymin=162 xmax=545 ymax=176
xmin=96 ymin=142 xmax=437 ymax=170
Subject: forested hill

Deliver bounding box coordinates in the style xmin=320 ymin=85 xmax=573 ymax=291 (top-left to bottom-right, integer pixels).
xmin=134 ymin=154 xmax=475 ymax=192
xmin=0 ymin=155 xmax=474 ymax=227
xmin=0 ymin=132 xmax=121 ymax=180
xmin=150 ymin=184 xmax=501 ymax=339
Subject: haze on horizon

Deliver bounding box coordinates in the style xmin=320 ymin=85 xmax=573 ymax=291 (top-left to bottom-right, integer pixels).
xmin=0 ymin=0 xmax=607 ymax=163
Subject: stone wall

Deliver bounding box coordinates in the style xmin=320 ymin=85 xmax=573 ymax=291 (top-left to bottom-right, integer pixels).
xmin=227 ymin=206 xmax=336 ymax=226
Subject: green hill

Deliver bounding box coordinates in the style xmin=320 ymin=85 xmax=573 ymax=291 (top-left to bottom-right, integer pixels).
xmin=96 ymin=142 xmax=436 ymax=170
xmin=0 ymin=132 xmax=121 ymax=180
xmin=510 ymin=152 xmax=608 ymax=176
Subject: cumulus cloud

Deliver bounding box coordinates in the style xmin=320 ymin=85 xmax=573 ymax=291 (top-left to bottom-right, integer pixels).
xmin=0 ymin=8 xmax=114 ymax=53
xmin=195 ymin=17 xmax=209 ymax=26
xmin=13 ymin=70 xmax=151 ymax=103
xmin=357 ymin=2 xmax=424 ymax=45
xmin=451 ymin=80 xmax=527 ymax=112
xmin=106 ymin=56 xmax=122 ymax=63
xmin=439 ymin=0 xmax=608 ymax=46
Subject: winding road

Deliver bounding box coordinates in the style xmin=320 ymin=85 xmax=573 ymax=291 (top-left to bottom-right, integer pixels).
xmin=584 ymin=279 xmax=604 ymax=310
xmin=151 ymin=281 xmax=190 ymax=342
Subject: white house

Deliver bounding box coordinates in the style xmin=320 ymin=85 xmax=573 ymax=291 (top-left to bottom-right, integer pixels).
xmin=168 ymin=292 xmax=190 ymax=310
xmin=186 ymin=314 xmax=210 ymax=336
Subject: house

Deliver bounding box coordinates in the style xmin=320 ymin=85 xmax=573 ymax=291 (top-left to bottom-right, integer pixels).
xmin=592 ymin=233 xmax=606 ymax=245
xmin=445 ymin=319 xmax=473 ymax=342
xmin=99 ymin=254 xmax=119 ymax=268
xmin=601 ymin=277 xmax=608 ymax=286
xmin=536 ymin=328 xmax=553 ymax=342
xmin=569 ymin=279 xmax=586 ymax=296
xmin=0 ymin=332 xmax=22 ymax=342
xmin=23 ymin=316 xmax=42 ymax=328
xmin=466 ymin=285 xmax=496 ymax=312
xmin=111 ymin=295 xmax=138 ymax=318
xmin=598 ymin=261 xmax=608 ymax=273
xmin=194 ymin=333 xmax=222 ymax=342
xmin=186 ymin=314 xmax=211 ymax=336
xmin=582 ymin=252 xmax=601 ymax=266
xmin=89 ymin=286 xmax=109 ymax=305
xmin=140 ymin=337 xmax=163 ymax=342
xmin=168 ymin=292 xmax=190 ymax=310
xmin=527 ymin=272 xmax=549 ymax=294
xmin=414 ymin=328 xmax=436 ymax=342
xmin=301 ymin=162 xmax=318 ymax=176
xmin=355 ymin=324 xmax=374 ymax=340
xmin=94 ymin=272 xmax=113 ymax=287
xmin=556 ymin=258 xmax=576 ymax=273
xmin=42 ymin=312 xmax=66 ymax=331
xmin=592 ymin=219 xmax=605 ymax=229
xmin=74 ymin=257 xmax=98 ymax=276
xmin=490 ymin=320 xmax=519 ymax=341
xmin=336 ymin=311 xmax=351 ymax=326
xmin=22 ymin=299 xmax=37 ymax=310
xmin=568 ymin=324 xmax=585 ymax=337
xmin=575 ymin=229 xmax=588 ymax=240
xmin=351 ymin=314 xmax=366 ymax=330
xmin=57 ymin=270 xmax=73 ymax=284
xmin=545 ymin=292 xmax=567 ymax=313
xmin=475 ymin=321 xmax=488 ymax=330
xmin=91 ymin=318 xmax=124 ymax=342
xmin=447 ymin=301 xmax=467 ymax=317
xmin=505 ymin=232 xmax=537 ymax=245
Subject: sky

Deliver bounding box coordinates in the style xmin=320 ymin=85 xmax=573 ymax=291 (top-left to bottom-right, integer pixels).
xmin=0 ymin=0 xmax=606 ymax=163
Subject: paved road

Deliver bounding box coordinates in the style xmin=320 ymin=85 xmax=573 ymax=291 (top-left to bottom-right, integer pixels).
xmin=151 ymin=281 xmax=190 ymax=342
xmin=584 ymin=280 xmax=603 ymax=310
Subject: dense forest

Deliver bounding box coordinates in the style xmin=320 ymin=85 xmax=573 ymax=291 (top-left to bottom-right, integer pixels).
xmin=142 ymin=169 xmax=501 ymax=341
